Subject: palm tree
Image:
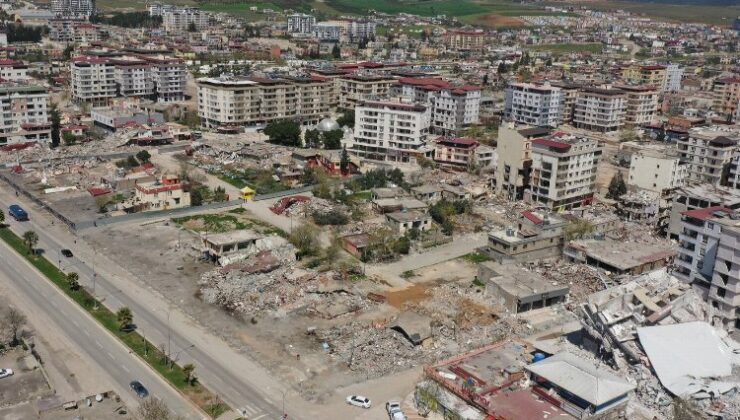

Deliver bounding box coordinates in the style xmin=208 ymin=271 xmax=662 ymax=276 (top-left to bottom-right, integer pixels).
xmin=66 ymin=272 xmax=80 ymax=290
xmin=22 ymin=230 xmax=38 ymax=254
xmin=183 ymin=363 xmax=196 ymax=386
xmin=116 ymin=306 xmax=133 ymax=330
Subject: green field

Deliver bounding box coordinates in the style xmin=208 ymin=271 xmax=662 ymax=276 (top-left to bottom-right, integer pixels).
xmin=528 ymin=42 xmax=604 ymax=54
xmin=543 ymin=0 xmax=740 ymax=25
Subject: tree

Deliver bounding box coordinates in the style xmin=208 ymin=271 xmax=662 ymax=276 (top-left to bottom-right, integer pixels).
xmin=116 ymin=306 xmax=133 ymax=330
xmin=66 ymin=272 xmax=80 ymax=291
xmin=137 ymin=397 xmax=177 ymax=420
xmin=565 ymin=219 xmax=596 ymax=240
xmin=607 ymin=172 xmax=627 ymax=199
xmin=288 ymin=224 xmax=320 ymax=257
xmin=62 ymin=45 xmax=74 ymax=60
xmin=5 ymin=307 xmax=26 ymax=346
xmin=482 ymin=74 xmax=489 ymax=85
xmin=619 ymin=128 xmax=638 ymax=143
xmin=50 ymin=106 xmax=60 ymax=148
xmin=331 ymin=43 xmax=340 ymax=58
xmin=190 ymin=188 xmax=204 ymax=206
xmin=546 ymin=57 xmax=553 ymax=66
xmin=183 ymin=363 xmax=196 ymax=386
xmin=0 ymin=209 xmax=4 ymax=226
xmin=212 ymin=186 xmax=228 ymax=202
xmin=264 ymin=120 xmax=301 ymax=147
xmin=136 ymin=150 xmax=152 ymax=163
xmin=321 ymin=129 xmax=343 ymax=150
xmin=22 ymin=230 xmax=38 ymax=254
xmin=63 ymin=132 xmax=78 ymax=146
xmin=497 ymin=62 xmax=507 ymax=74
xmin=127 ymin=155 xmax=140 ymax=168
xmin=336 ymin=109 xmax=355 ymax=128
xmin=304 ymin=129 xmax=321 ymax=149
xmin=340 ymin=146 xmax=350 ymax=175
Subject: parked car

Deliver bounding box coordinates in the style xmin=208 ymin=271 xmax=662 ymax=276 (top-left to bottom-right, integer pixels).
xmin=346 ymin=395 xmax=371 ymax=409
xmin=0 ymin=368 xmax=13 ymax=379
xmin=61 ymin=249 xmax=73 ymax=258
xmin=129 ymin=380 xmax=149 ymax=398
xmin=8 ymin=205 xmax=28 ymax=221
xmin=386 ymin=401 xmax=406 ymax=420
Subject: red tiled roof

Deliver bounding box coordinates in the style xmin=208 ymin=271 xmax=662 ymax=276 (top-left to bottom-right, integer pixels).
xmin=88 ymin=186 xmax=111 ymax=197
xmin=640 ymin=65 xmax=666 ymax=71
xmin=531 ymin=137 xmax=571 ymax=152
xmin=521 ymin=210 xmax=543 ymax=225
xmin=437 ymin=137 xmax=479 ymax=148
xmin=682 ymin=206 xmax=733 ymax=221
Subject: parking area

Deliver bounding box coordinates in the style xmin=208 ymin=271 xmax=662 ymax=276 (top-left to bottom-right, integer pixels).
xmin=0 ymin=348 xmax=52 ymax=407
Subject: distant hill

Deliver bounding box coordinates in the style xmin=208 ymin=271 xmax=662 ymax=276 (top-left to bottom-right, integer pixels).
xmin=616 ymin=0 xmax=738 ymax=5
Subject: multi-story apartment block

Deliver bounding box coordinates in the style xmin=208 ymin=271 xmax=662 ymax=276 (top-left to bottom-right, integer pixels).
xmin=628 ymin=150 xmax=688 ymax=193
xmin=619 ymin=84 xmax=659 ymax=126
xmin=146 ymin=56 xmax=187 ymax=103
xmin=351 ymin=100 xmax=431 ymax=163
xmin=712 ymin=76 xmax=740 ymax=120
xmin=0 ymin=59 xmax=28 ymax=82
xmin=528 ymin=133 xmax=602 ymax=211
xmin=163 ymin=8 xmax=209 ymax=33
xmin=572 ymin=86 xmax=626 ymax=133
xmin=674 ymin=207 xmax=740 ymax=330
xmin=337 ymin=74 xmax=397 ymax=109
xmin=444 ymin=29 xmax=485 ymax=51
xmin=433 ymin=137 xmax=494 ymax=169
xmin=148 ymin=2 xmax=175 ymax=16
xmin=503 ymin=82 xmax=563 ymax=128
xmin=314 ymin=23 xmax=341 ymax=41
xmin=49 ymin=18 xmax=83 ymax=41
xmin=622 ymin=64 xmax=667 ymax=91
xmin=665 ymin=64 xmax=684 ymax=93
xmin=393 ymin=77 xmax=480 ymax=135
xmin=70 ymin=56 xmax=117 ymax=106
xmin=111 ymin=57 xmax=153 ymax=98
xmin=550 ymin=81 xmax=581 ymax=123
xmin=0 ymin=84 xmax=50 ymax=145
xmin=51 ymin=0 xmax=95 ymax=18
xmin=196 ymin=75 xmax=333 ymax=129
xmin=348 ymin=19 xmax=376 ymax=40
xmin=494 ymin=124 xmax=552 ymax=201
xmin=668 ymin=184 xmax=740 ymax=240
xmin=287 ymin=13 xmax=316 ymax=35
xmin=676 ymin=126 xmax=740 ymax=185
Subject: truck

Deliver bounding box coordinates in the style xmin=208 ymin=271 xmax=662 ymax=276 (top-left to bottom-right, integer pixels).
xmin=8 ymin=204 xmax=28 ymax=221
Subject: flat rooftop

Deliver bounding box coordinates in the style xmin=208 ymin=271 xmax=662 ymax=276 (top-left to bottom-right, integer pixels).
xmin=202 ymin=230 xmax=261 ymax=246
xmin=481 ymin=261 xmax=569 ymax=299
xmin=568 ymin=238 xmax=676 ymax=271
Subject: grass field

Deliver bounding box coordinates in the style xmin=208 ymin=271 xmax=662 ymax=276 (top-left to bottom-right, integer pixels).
xmin=0 ymin=227 xmax=228 ymax=417
xmin=543 ymin=0 xmax=740 ymax=25
xmin=528 ymin=42 xmax=603 ymax=54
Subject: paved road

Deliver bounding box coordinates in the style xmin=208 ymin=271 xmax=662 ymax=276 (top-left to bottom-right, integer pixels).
xmin=0 ymin=191 xmax=290 ymax=419
xmin=0 ymin=225 xmax=201 ymax=419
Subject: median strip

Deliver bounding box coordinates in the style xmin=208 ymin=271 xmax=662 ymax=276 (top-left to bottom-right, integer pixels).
xmin=0 ymin=227 xmax=229 ymax=418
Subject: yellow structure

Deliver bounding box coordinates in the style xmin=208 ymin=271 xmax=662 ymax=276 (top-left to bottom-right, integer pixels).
xmin=240 ymin=186 xmax=256 ymax=201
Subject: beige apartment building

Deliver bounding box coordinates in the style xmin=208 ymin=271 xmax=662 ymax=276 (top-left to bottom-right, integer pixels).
xmin=572 ymin=86 xmax=626 ymax=133
xmin=337 ymin=74 xmax=397 ymax=109
xmin=621 ymin=65 xmax=666 ymax=90
xmin=619 ymin=84 xmax=659 ymax=126
xmin=676 ymin=127 xmax=739 ymax=185
xmin=196 ymin=75 xmax=333 ymax=129
xmin=494 ymin=124 xmax=551 ymax=201
xmin=712 ymin=76 xmax=740 ymax=120
xmin=70 ymin=56 xmax=117 ymax=106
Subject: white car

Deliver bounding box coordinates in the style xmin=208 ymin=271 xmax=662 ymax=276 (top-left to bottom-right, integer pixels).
xmin=0 ymin=368 xmax=13 ymax=379
xmin=346 ymin=395 xmax=371 ymax=409
xmin=386 ymin=401 xmax=406 ymax=420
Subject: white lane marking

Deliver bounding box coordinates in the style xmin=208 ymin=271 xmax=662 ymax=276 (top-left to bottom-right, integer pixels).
xmin=241 ymin=404 xmax=257 ymax=414
xmin=84 ymin=329 xmax=90 ymax=337
xmin=72 ymin=320 xmax=79 ymax=328
xmin=121 ymin=364 xmax=130 ymax=373
xmin=95 ymin=340 xmax=103 ymax=348
xmin=50 ymin=300 xmax=58 ymax=308
xmin=252 ymin=414 xmax=268 ymax=420
xmin=107 ymin=351 xmax=115 ymax=360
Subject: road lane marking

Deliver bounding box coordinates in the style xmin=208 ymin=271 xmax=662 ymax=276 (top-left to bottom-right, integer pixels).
xmin=253 ymin=414 xmax=268 ymax=420
xmin=72 ymin=320 xmax=79 ymax=328
xmin=107 ymin=351 xmax=115 ymax=360
xmin=95 ymin=340 xmax=102 ymax=348
xmin=121 ymin=364 xmax=130 ymax=373
xmin=84 ymin=329 xmax=90 ymax=337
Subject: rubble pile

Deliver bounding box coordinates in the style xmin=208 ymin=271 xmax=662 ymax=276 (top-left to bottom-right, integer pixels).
xmin=533 ymin=261 xmax=605 ymax=304
xmin=218 ymin=236 xmax=297 ymax=266
xmin=284 ymin=196 xmax=343 ymax=218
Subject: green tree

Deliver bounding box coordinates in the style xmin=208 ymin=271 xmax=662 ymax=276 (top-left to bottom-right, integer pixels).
xmin=190 ymin=188 xmax=204 ymax=206
xmin=331 ymin=43 xmax=340 ymax=58
xmin=66 ymin=272 xmax=80 ymax=291
xmin=607 ymin=172 xmax=627 ymax=199
xmin=0 ymin=209 xmax=4 ymax=226
xmin=116 ymin=306 xmax=133 ymax=330
xmin=288 ymin=224 xmax=320 ymax=257
xmin=565 ymin=219 xmax=596 ymax=240
xmin=392 ymin=236 xmax=411 ymax=254
xmin=340 ymin=146 xmax=350 ymax=175
xmin=336 ymin=109 xmax=355 ymax=128
xmin=183 ymin=363 xmax=196 ymax=386
xmin=136 ymin=150 xmax=152 ymax=163
xmin=127 ymin=155 xmax=140 ymax=168
xmin=212 ymin=186 xmax=228 ymax=202
xmin=22 ymin=230 xmax=38 ymax=254
xmin=264 ymin=120 xmax=301 ymax=147
xmin=50 ymin=106 xmax=60 ymax=148
xmin=322 ymin=129 xmax=343 ymax=150
xmin=62 ymin=45 xmax=74 ymax=60
xmin=63 ymin=132 xmax=77 ymax=146
xmin=304 ymin=129 xmax=321 ymax=149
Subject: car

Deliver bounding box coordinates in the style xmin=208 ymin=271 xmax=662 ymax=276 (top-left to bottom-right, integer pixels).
xmin=129 ymin=380 xmax=149 ymax=398
xmin=0 ymin=368 xmax=13 ymax=379
xmin=61 ymin=249 xmax=73 ymax=258
xmin=346 ymin=395 xmax=371 ymax=409
xmin=8 ymin=205 xmax=28 ymax=221
xmin=386 ymin=401 xmax=406 ymax=420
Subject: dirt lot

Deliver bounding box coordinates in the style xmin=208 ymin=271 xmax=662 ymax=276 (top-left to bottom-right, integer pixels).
xmin=0 ymin=348 xmax=52 ymax=408
xmin=472 ymin=14 xmax=527 ymax=28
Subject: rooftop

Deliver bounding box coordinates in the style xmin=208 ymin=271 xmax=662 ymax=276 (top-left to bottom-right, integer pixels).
xmin=481 ymin=261 xmax=569 ymax=300
xmin=201 ymin=230 xmax=261 ymax=247
xmin=567 ymin=238 xmax=676 ymax=272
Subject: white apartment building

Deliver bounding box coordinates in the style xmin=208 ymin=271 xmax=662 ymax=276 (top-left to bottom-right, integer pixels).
xmin=619 ymin=85 xmax=659 ymax=126
xmin=111 ymin=57 xmax=154 ymax=98
xmin=665 ymin=64 xmax=684 ymax=93
xmin=314 ymin=23 xmax=341 ymax=41
xmin=351 ymin=100 xmax=431 ymax=163
xmin=348 ymin=19 xmax=376 ymax=40
xmin=51 ymin=0 xmax=94 ymax=17
xmin=494 ymin=124 xmax=552 ymax=201
xmin=287 ymin=13 xmax=316 ymax=35
xmin=147 ymin=56 xmax=187 ymax=103
xmin=528 ymin=133 xmax=602 ymax=211
xmin=573 ymin=87 xmax=626 ymax=133
xmin=196 ymin=75 xmax=333 ymax=129
xmin=392 ymin=77 xmax=480 ymax=135
xmin=676 ymin=126 xmax=740 ymax=185
xmin=0 ymin=60 xmax=28 ymax=82
xmin=0 ymin=84 xmax=50 ymax=145
xmin=628 ymin=150 xmax=688 ymax=193
xmin=148 ymin=2 xmax=175 ymax=16
xmin=503 ymin=82 xmax=563 ymax=128
xmin=674 ymin=207 xmax=740 ymax=330
xmin=70 ymin=56 xmax=117 ymax=106
xmin=163 ymin=8 xmax=209 ymax=33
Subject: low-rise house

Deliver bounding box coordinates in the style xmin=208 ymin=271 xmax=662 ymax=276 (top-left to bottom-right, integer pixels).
xmin=385 ymin=210 xmax=432 ymax=235
xmin=478 ymin=261 xmax=569 ymax=313
xmin=126 ymin=175 xmax=190 ymax=212
xmin=341 ymin=233 xmax=371 ymax=260
xmin=372 ymin=197 xmax=427 ymax=214
xmin=201 ymin=230 xmax=262 ymax=262
xmin=481 ymin=210 xmax=567 ymax=263
xmin=411 ymin=184 xmax=443 ymax=203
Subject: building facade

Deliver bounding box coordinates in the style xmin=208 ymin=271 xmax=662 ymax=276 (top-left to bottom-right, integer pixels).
xmin=0 ymin=59 xmax=28 ymax=82
xmin=620 ymin=84 xmax=659 ymax=126
xmin=444 ymin=29 xmax=485 ymax=51
xmin=504 ymin=82 xmax=563 ymax=128
xmin=433 ymin=137 xmax=494 ymax=169
xmin=337 ymin=74 xmax=397 ymax=109
xmin=676 ymin=127 xmax=739 ymax=185
xmin=70 ymin=56 xmax=117 ymax=106
xmin=351 ymin=100 xmax=431 ymax=163
xmin=628 ymin=150 xmax=687 ymax=193
xmin=0 ymin=84 xmax=50 ymax=145
xmin=572 ymin=87 xmax=626 ymax=133
xmin=51 ymin=0 xmax=95 ymax=17
xmin=287 ymin=13 xmax=316 ymax=35
xmin=163 ymin=8 xmax=209 ymax=33
xmin=393 ymin=77 xmax=480 ymax=135
xmin=712 ymin=76 xmax=740 ymax=120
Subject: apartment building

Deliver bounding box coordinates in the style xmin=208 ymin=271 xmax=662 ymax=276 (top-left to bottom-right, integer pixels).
xmin=348 ymin=19 xmax=376 ymax=40
xmin=49 ymin=18 xmax=83 ymax=41
xmin=0 ymin=59 xmax=28 ymax=82
xmin=131 ymin=175 xmax=191 ymax=212
xmin=287 ymin=13 xmax=316 ymax=35
xmin=503 ymin=82 xmax=563 ymax=128
xmin=111 ymin=57 xmax=153 ymax=98
xmin=665 ymin=64 xmax=684 ymax=93
xmin=163 ymin=8 xmax=209 ymax=33
xmin=528 ymin=133 xmax=602 ymax=211
xmin=494 ymin=124 xmax=552 ymax=201
xmin=444 ymin=29 xmax=485 ymax=51
xmin=392 ymin=77 xmax=480 ymax=135
xmin=619 ymin=84 xmax=659 ymax=126
xmin=148 ymin=2 xmax=175 ymax=16
xmin=673 ymin=207 xmax=740 ymax=330
xmin=146 ymin=55 xmax=187 ymax=103
xmin=712 ymin=76 xmax=740 ymax=120
xmin=628 ymin=150 xmax=687 ymax=193
xmin=668 ymin=184 xmax=740 ymax=240
xmin=314 ymin=23 xmax=341 ymax=41
xmin=351 ymin=100 xmax=431 ymax=163
xmin=0 ymin=84 xmax=50 ymax=145
xmin=433 ymin=137 xmax=495 ymax=169
xmin=337 ymin=74 xmax=397 ymax=109
xmin=676 ymin=126 xmax=739 ymax=185
xmin=550 ymin=81 xmax=581 ymax=124
xmin=622 ymin=65 xmax=667 ymax=91
xmin=572 ymin=86 xmax=626 ymax=133
xmin=70 ymin=56 xmax=117 ymax=106
xmin=196 ymin=75 xmax=333 ymax=129
xmin=51 ymin=0 xmax=94 ymax=17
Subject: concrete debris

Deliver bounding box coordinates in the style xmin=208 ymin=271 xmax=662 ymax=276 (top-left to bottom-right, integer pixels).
xmin=217 ymin=236 xmax=297 ymax=266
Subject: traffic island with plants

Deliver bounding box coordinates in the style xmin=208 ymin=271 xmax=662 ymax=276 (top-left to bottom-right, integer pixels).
xmin=0 ymin=226 xmax=229 ymax=418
